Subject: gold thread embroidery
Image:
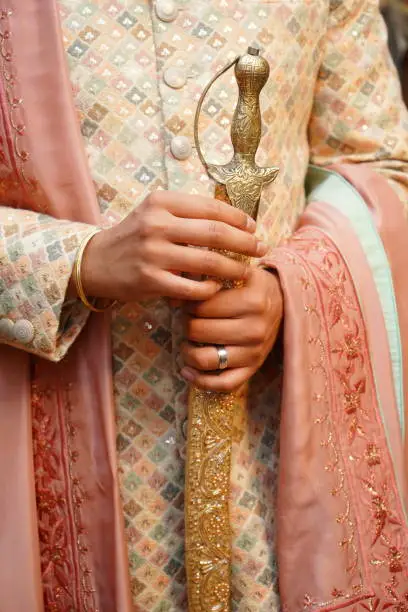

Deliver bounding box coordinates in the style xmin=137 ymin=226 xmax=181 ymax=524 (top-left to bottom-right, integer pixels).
xmin=32 ymin=382 xmax=96 ymax=611
xmin=273 ymin=227 xmax=408 ymax=609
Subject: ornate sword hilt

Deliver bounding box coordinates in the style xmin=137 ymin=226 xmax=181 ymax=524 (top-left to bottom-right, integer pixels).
xmin=194 ymin=47 xmax=278 ymax=220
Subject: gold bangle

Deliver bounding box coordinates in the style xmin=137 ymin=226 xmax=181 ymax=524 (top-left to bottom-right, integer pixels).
xmin=73 ymin=229 xmax=114 ymax=313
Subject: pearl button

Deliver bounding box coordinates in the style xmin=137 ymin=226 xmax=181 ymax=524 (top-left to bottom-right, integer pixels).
xmin=170 ymin=136 xmax=192 ymax=160
xmin=163 ymin=66 xmax=187 ymax=89
xmin=0 ymin=318 xmax=14 ymax=340
xmin=155 ymin=0 xmax=178 ymax=22
xmin=13 ymin=319 xmax=35 ymax=345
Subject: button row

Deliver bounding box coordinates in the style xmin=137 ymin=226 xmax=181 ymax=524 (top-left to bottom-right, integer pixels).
xmin=155 ymin=0 xmax=192 ymax=161
xmin=0 ymin=317 xmax=35 ymax=345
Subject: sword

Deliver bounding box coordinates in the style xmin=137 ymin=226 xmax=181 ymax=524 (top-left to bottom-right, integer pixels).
xmin=185 ymin=47 xmax=278 ymax=611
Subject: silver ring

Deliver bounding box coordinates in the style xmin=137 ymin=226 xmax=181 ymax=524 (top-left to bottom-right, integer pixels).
xmin=216 ymin=345 xmax=228 ymax=370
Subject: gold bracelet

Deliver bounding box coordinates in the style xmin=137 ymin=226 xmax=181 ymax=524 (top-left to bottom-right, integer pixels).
xmin=73 ymin=229 xmax=114 ymax=313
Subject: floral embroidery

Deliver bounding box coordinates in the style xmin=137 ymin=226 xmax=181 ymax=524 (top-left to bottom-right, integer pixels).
xmin=32 ymin=382 xmax=96 ymax=612
xmin=273 ymin=227 xmax=408 ymax=609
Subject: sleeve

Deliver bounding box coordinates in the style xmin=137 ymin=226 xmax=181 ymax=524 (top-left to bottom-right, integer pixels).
xmin=0 ymin=206 xmax=97 ymax=362
xmin=309 ymin=0 xmax=408 ymax=209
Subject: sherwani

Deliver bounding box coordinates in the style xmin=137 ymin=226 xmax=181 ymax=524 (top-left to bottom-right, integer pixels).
xmin=0 ymin=0 xmax=408 ymax=609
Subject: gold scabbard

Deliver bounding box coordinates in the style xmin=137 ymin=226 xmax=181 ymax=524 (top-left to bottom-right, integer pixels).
xmin=185 ymin=49 xmax=279 ymax=611
xmin=185 ymin=184 xmax=246 ymax=612
xmin=186 ymin=374 xmax=241 ymax=612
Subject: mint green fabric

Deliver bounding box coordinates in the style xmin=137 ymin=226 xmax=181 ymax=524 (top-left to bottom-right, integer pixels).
xmin=306 ymin=165 xmax=404 ymax=438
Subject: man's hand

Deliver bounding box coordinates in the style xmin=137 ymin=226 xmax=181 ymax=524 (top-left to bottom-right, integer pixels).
xmin=180 ymin=267 xmax=283 ymax=392
xmin=79 ymin=192 xmax=267 ymax=303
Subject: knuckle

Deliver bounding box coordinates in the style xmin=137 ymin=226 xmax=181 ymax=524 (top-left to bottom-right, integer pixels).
xmin=208 ymin=220 xmax=218 ymax=234
xmin=203 ymin=251 xmax=219 ymax=275
xmin=145 ymin=191 xmax=164 ymax=211
xmin=139 ymin=212 xmax=165 ymax=239
xmin=236 ymin=209 xmax=247 ymax=228
xmin=137 ymin=215 xmax=154 ymax=239
xmin=251 ymin=347 xmax=263 ymax=364
xmin=180 ymin=284 xmax=195 ymax=300
xmin=238 ymin=262 xmax=249 ymax=279
xmin=208 ymin=198 xmax=221 ymax=216
xmin=207 ymin=220 xmax=223 ymax=243
xmin=215 ymin=199 xmax=223 ymax=217
xmin=193 ymin=350 xmax=211 ymax=370
xmin=138 ymin=263 xmax=153 ymax=285
xmin=246 ymin=292 xmax=264 ymax=314
xmin=186 ymin=318 xmax=197 ymax=339
xmin=142 ymin=239 xmax=159 ymax=263
xmin=247 ymin=320 xmax=266 ymax=343
xmin=251 ymin=235 xmax=259 ymax=253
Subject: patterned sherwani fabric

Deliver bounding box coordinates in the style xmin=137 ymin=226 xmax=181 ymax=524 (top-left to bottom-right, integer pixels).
xmin=1 ymin=0 xmax=408 ymax=609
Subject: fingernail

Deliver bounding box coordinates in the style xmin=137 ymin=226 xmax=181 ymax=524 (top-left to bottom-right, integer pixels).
xmin=246 ymin=217 xmax=257 ymax=232
xmin=181 ymin=367 xmax=196 ymax=382
xmin=257 ymin=241 xmax=268 ymax=256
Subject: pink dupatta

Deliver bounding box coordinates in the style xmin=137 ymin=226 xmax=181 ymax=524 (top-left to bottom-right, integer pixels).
xmin=268 ymin=165 xmax=408 ymax=608
xmin=0 ymin=2 xmax=131 ymax=610
xmin=0 ymin=1 xmax=407 ymax=610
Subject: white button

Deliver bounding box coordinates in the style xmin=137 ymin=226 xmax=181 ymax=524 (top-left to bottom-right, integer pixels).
xmin=170 ymin=136 xmax=192 ymax=160
xmin=0 ymin=318 xmax=14 ymax=340
xmin=13 ymin=319 xmax=35 ymax=345
xmin=155 ymin=0 xmax=178 ymax=22
xmin=163 ymin=67 xmax=187 ymax=89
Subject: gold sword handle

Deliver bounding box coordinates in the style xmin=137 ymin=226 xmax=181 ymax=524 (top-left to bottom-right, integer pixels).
xmin=230 ymin=47 xmax=269 ymax=161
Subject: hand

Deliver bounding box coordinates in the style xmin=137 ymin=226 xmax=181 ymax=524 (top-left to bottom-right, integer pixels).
xmin=180 ymin=267 xmax=283 ymax=392
xmin=79 ymin=192 xmax=267 ymax=303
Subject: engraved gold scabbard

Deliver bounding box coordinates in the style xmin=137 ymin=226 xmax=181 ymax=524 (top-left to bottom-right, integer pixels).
xmin=185 ymin=48 xmax=278 ymax=612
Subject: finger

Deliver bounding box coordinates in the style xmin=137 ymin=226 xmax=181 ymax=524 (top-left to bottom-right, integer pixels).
xmin=180 ymin=365 xmax=253 ymax=393
xmin=181 ymin=342 xmax=258 ymax=371
xmin=185 ymin=285 xmax=255 ymax=318
xmin=156 ymin=243 xmax=250 ymax=281
xmin=156 ymin=271 xmax=221 ymax=301
xmin=185 ymin=316 xmax=264 ymax=345
xmin=167 ymin=218 xmax=267 ymax=258
xmin=168 ymin=271 xmax=183 ymax=307
xmin=186 ymin=269 xmax=279 ymax=319
xmin=161 ymin=192 xmax=257 ymax=233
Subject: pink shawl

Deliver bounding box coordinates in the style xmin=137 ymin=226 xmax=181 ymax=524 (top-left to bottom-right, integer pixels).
xmin=0 ymin=1 xmax=407 ymax=610
xmin=268 ymin=165 xmax=408 ymax=608
xmin=0 ymin=2 xmax=131 ymax=610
